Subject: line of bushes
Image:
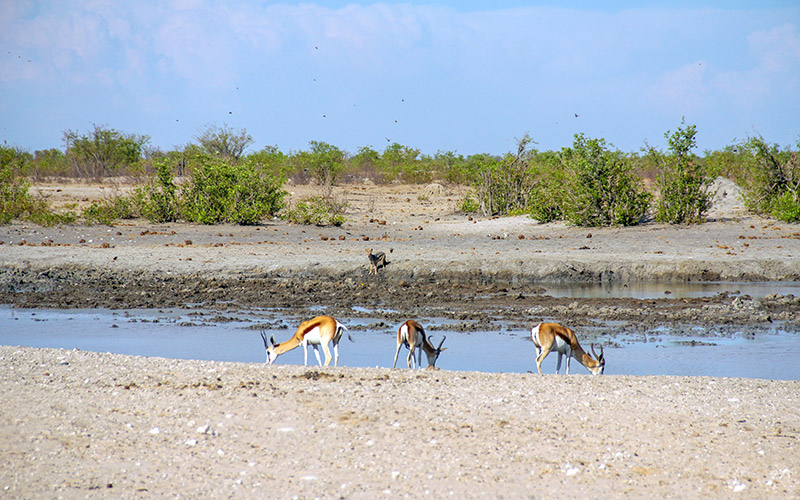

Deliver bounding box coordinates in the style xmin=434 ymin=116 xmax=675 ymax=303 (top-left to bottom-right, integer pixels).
xmin=1 ymin=121 xmax=798 ymax=226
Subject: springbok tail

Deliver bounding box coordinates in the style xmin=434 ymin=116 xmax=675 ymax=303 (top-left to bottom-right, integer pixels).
xmin=339 ymin=322 xmax=354 ymax=342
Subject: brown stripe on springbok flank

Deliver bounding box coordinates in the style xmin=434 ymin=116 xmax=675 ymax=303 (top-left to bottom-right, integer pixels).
xmin=552 ymin=326 xmax=577 ymax=347
xmin=300 ymin=318 xmax=322 ymax=337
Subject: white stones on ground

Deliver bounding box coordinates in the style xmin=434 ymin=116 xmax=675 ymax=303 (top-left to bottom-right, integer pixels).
xmin=148 ymin=427 xmax=160 ymax=435
xmin=731 ymin=480 xmax=747 ymax=493
xmin=185 ymin=439 xmax=198 ymax=446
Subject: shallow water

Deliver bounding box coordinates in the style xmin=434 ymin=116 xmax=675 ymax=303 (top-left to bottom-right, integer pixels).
xmin=540 ymin=281 xmax=800 ymax=299
xmin=1 ymin=306 xmax=798 ymax=380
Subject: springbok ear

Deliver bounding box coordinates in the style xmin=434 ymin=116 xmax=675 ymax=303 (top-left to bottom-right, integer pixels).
xmin=270 ymin=334 xmax=277 ymax=347
xmin=439 ymin=347 xmax=449 ymax=352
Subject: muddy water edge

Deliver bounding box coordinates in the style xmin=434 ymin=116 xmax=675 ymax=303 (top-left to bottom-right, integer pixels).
xmin=1 ymin=267 xmax=798 ymax=332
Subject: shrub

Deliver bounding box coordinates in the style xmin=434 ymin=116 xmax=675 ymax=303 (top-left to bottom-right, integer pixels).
xmin=82 ymin=195 xmax=136 ymax=225
xmin=182 ymin=156 xmax=286 ymax=225
xmin=1 ymin=146 xmax=79 ymax=225
xmin=650 ymin=120 xmax=713 ymax=224
xmin=526 ymin=157 xmax=568 ymax=223
xmin=738 ymin=136 xmax=800 ymax=222
xmin=26 ymin=204 xmax=79 ymax=226
xmin=562 ymin=134 xmax=651 ymax=226
xmin=0 ymin=148 xmax=34 ymax=223
xmin=291 ymin=141 xmax=346 ymax=191
xmin=283 ymin=196 xmax=346 ymax=226
xmin=379 ymin=143 xmax=429 ymax=183
xmin=473 ymin=135 xmax=536 ymax=216
xmin=134 ymin=159 xmax=180 ymax=223
xmin=458 ymin=192 xmax=480 ymax=213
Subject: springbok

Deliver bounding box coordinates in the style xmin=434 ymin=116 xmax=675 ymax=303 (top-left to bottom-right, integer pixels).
xmin=530 ymin=322 xmax=604 ymax=375
xmin=392 ymin=320 xmax=447 ymax=369
xmin=261 ymin=316 xmax=349 ymax=367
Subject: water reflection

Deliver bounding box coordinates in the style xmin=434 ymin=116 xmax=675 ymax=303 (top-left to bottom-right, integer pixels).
xmin=1 ymin=306 xmax=798 ymax=380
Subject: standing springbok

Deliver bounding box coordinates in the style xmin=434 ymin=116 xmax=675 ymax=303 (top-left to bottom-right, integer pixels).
xmin=261 ymin=316 xmax=349 ymax=367
xmin=530 ymin=322 xmax=604 ymax=375
xmin=392 ymin=320 xmax=447 ymax=369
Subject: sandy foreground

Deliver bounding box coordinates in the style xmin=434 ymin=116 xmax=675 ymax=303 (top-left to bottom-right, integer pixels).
xmin=1 ymin=181 xmax=800 ymax=498
xmin=2 ymin=346 xmax=799 ymax=499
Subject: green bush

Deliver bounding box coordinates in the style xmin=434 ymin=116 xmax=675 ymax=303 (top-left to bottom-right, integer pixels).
xmin=291 ymin=141 xmax=346 ymax=189
xmin=0 ymin=149 xmax=34 ymax=224
xmin=283 ymin=196 xmax=346 ymax=226
xmin=182 ymin=156 xmax=286 ymax=225
xmin=26 ymin=204 xmax=79 ymax=226
xmin=472 ymin=135 xmax=536 ymax=216
xmin=650 ymin=120 xmax=713 ymax=224
xmin=1 ymin=146 xmax=79 ymax=225
xmin=526 ymin=158 xmax=567 ymax=223
xmin=82 ymin=195 xmax=136 ymax=225
xmin=458 ymin=192 xmax=480 ymax=213
xmin=562 ymin=134 xmax=651 ymax=226
xmin=738 ymin=136 xmax=800 ymax=222
xmin=134 ymin=159 xmax=180 ymax=223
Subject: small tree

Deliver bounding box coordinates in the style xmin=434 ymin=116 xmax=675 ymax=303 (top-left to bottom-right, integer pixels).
xmin=292 ymin=141 xmax=346 ymax=191
xmin=562 ymin=134 xmax=651 ymax=226
xmin=63 ymin=124 xmax=149 ymax=179
xmin=246 ymin=145 xmax=290 ymax=179
xmin=650 ymin=120 xmax=712 ymax=224
xmin=474 ymin=135 xmax=536 ymax=216
xmin=29 ymin=149 xmax=68 ymax=180
xmin=195 ymin=123 xmax=254 ymax=160
xmin=739 ymin=136 xmax=800 ymax=222
xmin=379 ymin=143 xmax=426 ymax=183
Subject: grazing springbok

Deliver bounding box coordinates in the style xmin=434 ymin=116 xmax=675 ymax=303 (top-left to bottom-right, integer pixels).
xmin=392 ymin=320 xmax=447 ymax=369
xmin=530 ymin=322 xmax=604 ymax=375
xmin=261 ymin=316 xmax=349 ymax=367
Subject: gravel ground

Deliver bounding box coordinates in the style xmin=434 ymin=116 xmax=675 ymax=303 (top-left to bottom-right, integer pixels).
xmin=2 ymin=346 xmax=799 ymax=499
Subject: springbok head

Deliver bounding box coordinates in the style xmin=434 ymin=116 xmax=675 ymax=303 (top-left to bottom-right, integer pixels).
xmin=425 ymin=335 xmax=447 ymax=369
xmin=591 ymin=344 xmax=605 ymax=375
xmin=260 ymin=331 xmax=279 ymax=364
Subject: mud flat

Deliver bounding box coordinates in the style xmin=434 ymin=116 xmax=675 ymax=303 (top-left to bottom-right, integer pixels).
xmin=1 ymin=210 xmax=799 ymax=327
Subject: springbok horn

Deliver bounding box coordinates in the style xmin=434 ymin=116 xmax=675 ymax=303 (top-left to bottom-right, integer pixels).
xmin=591 ymin=343 xmax=602 ymax=360
xmin=437 ymin=335 xmax=446 ymax=350
xmin=260 ymin=331 xmax=269 ymax=349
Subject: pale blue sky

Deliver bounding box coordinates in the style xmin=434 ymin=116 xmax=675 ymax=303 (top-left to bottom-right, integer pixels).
xmin=1 ymin=1 xmax=798 ymax=156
